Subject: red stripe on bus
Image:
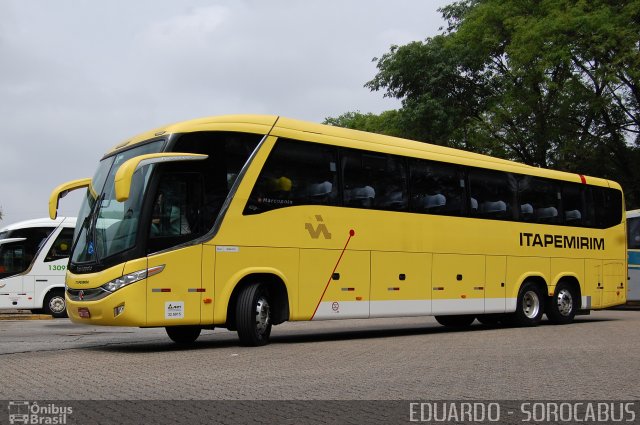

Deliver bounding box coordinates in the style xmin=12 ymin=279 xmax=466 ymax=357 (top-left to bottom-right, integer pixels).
xmin=311 ymin=229 xmax=355 ymax=320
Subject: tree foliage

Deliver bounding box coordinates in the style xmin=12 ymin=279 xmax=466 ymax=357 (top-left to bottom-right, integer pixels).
xmin=325 ymin=0 xmax=640 ymax=207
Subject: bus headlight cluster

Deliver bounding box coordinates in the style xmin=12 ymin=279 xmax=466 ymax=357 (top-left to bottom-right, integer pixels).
xmin=100 ymin=265 xmax=165 ymax=293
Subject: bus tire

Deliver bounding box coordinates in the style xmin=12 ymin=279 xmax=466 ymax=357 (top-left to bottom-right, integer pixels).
xmin=165 ymin=326 xmax=201 ymax=344
xmin=43 ymin=289 xmax=67 ymax=318
xmin=510 ymin=281 xmax=544 ymax=326
xmin=434 ymin=315 xmax=475 ymax=328
xmin=236 ymin=283 xmax=272 ymax=346
xmin=546 ymin=282 xmax=578 ymax=325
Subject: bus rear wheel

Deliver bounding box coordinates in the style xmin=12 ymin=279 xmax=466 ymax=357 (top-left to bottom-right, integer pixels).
xmin=434 ymin=315 xmax=475 ymax=328
xmin=165 ymin=326 xmax=201 ymax=344
xmin=236 ymin=283 xmax=272 ymax=346
xmin=509 ymin=281 xmax=544 ymax=326
xmin=43 ymin=289 xmax=67 ymax=318
xmin=546 ymin=282 xmax=578 ymax=325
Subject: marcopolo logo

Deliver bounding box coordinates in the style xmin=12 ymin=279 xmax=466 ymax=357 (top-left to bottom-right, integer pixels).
xmin=8 ymin=401 xmax=73 ymax=425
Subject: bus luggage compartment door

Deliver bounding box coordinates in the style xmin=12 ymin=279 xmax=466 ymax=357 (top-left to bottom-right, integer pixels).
xmin=300 ymin=248 xmax=370 ymax=320
xmin=432 ymin=254 xmax=485 ymax=315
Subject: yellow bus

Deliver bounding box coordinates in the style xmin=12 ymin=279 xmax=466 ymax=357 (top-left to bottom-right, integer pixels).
xmin=49 ymin=115 xmax=627 ymax=345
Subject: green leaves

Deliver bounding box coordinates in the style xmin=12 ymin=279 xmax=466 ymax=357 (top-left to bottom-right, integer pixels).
xmin=326 ymin=0 xmax=640 ymax=207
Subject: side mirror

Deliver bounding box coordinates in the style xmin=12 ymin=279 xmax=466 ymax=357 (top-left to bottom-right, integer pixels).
xmin=49 ymin=178 xmax=92 ymax=220
xmin=114 ymin=153 xmax=208 ymax=202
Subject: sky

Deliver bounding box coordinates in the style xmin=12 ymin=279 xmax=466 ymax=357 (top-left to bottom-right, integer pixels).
xmin=0 ymin=0 xmax=450 ymax=226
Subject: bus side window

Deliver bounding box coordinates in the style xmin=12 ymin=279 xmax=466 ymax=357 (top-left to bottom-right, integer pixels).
xmin=244 ymin=139 xmax=339 ymax=214
xmin=44 ymin=227 xmax=74 ymax=262
xmin=409 ymin=159 xmax=464 ymax=216
xmin=342 ymin=150 xmax=377 ymax=208
xmin=468 ymin=168 xmax=516 ymax=220
xmin=518 ymin=176 xmax=560 ymax=224
xmin=0 ymin=243 xmax=26 ymax=277
xmin=628 ymin=217 xmax=640 ymax=249
xmin=591 ymin=186 xmax=623 ymax=229
xmin=561 ymin=183 xmax=585 ymax=227
xmin=342 ymin=150 xmax=407 ymax=211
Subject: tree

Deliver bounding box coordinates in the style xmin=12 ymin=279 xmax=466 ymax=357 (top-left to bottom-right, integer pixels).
xmin=326 ymin=0 xmax=640 ymax=207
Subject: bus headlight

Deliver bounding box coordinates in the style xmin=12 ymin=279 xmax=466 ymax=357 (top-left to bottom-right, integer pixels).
xmin=100 ymin=265 xmax=165 ymax=293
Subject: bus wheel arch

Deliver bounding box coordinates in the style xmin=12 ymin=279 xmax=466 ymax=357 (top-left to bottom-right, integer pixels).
xmin=546 ymin=276 xmax=581 ymax=325
xmin=43 ymin=288 xmax=67 ymax=318
xmin=165 ymin=326 xmax=202 ymax=344
xmin=227 ymin=273 xmax=290 ymax=333
xmin=509 ymin=277 xmax=547 ymax=326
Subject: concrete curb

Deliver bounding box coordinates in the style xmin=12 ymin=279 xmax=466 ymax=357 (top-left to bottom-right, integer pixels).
xmin=0 ymin=312 xmax=53 ymax=320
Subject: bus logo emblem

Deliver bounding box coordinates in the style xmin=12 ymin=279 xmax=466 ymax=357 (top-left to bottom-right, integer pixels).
xmin=305 ymin=215 xmax=332 ymax=239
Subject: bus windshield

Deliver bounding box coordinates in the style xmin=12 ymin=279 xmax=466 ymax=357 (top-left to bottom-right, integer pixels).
xmin=0 ymin=227 xmax=54 ymax=278
xmin=71 ymin=141 xmax=164 ymax=265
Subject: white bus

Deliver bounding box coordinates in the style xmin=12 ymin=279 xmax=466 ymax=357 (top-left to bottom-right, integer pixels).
xmin=626 ymin=209 xmax=640 ymax=302
xmin=0 ymin=217 xmax=76 ymax=317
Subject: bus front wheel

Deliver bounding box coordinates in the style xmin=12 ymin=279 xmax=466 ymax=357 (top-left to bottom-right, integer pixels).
xmin=546 ymin=282 xmax=578 ymax=325
xmin=165 ymin=326 xmax=201 ymax=344
xmin=43 ymin=289 xmax=67 ymax=318
xmin=236 ymin=283 xmax=272 ymax=346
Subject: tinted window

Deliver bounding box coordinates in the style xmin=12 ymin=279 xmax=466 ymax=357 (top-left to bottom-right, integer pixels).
xmin=468 ymin=169 xmax=516 ymax=220
xmin=562 ymin=183 xmax=586 ymax=226
xmin=410 ymin=160 xmax=464 ymax=216
xmin=245 ymin=139 xmax=339 ymax=214
xmin=591 ymin=186 xmax=623 ymax=229
xmin=518 ymin=176 xmax=561 ymax=224
xmin=628 ymin=216 xmax=640 ymax=249
xmin=342 ymin=150 xmax=407 ymax=210
xmin=0 ymin=227 xmax=53 ymax=278
xmin=45 ymin=227 xmax=74 ymax=262
xmin=147 ymin=173 xmax=204 ymax=253
xmin=172 ymin=131 xmax=262 ymax=228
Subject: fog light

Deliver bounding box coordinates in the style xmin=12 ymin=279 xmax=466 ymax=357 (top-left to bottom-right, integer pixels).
xmin=114 ymin=304 xmax=125 ymax=317
xmin=78 ymin=307 xmax=90 ymax=318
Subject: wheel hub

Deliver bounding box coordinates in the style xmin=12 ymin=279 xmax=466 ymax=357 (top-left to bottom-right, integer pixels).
xmin=522 ymin=291 xmax=540 ymax=319
xmin=556 ymin=289 xmax=573 ymax=316
xmin=49 ymin=296 xmax=66 ymax=314
xmin=255 ymin=297 xmax=270 ymax=335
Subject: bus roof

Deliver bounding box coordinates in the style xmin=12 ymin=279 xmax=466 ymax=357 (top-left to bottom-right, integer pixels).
xmin=108 ymin=114 xmax=621 ymax=191
xmin=0 ymin=217 xmax=76 ymax=233
xmin=627 ymin=209 xmax=640 ymax=218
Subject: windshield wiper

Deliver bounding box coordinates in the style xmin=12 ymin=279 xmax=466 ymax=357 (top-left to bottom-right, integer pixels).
xmin=85 ymin=193 xmax=105 ymax=264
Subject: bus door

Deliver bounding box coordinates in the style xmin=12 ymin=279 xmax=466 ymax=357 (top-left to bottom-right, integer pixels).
xmin=27 ymin=225 xmax=74 ymax=310
xmin=432 ymin=253 xmax=485 ymax=314
xmin=145 ymin=172 xmax=205 ymax=326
